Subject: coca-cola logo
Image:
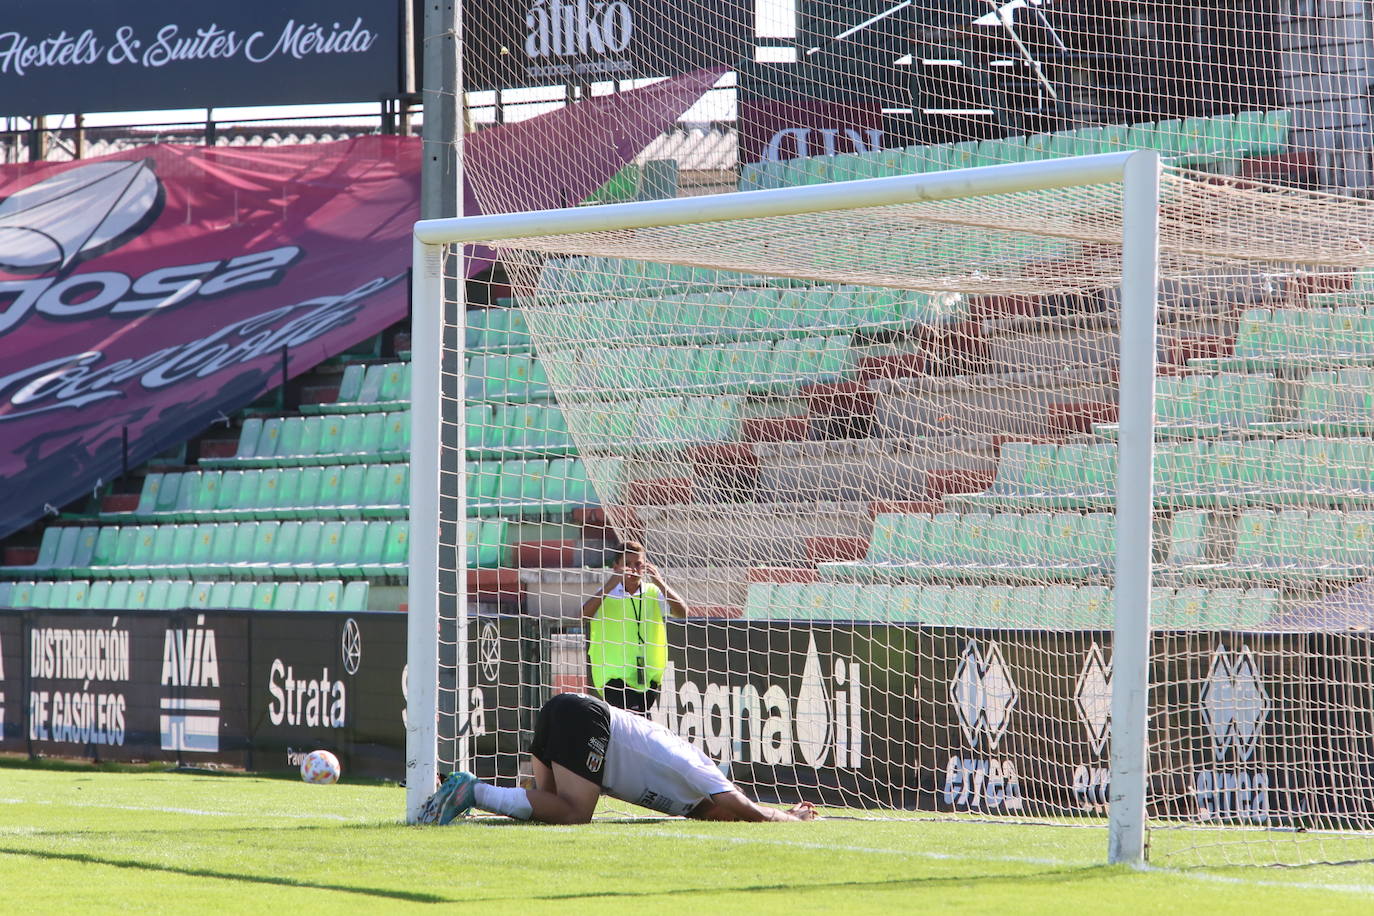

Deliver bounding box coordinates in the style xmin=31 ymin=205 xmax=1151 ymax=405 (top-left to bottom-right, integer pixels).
xmin=524 ymin=0 xmax=633 ymax=59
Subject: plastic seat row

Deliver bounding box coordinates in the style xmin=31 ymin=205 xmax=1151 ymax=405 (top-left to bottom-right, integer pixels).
xmin=532 ymin=284 xmax=966 ymax=346
xmin=1166 ymin=508 xmax=1374 ymax=582
xmin=537 ymin=256 xmax=761 ymax=300
xmin=570 ymin=395 xmax=743 ymax=449
xmin=549 ymin=334 xmax=855 ymax=398
xmin=1197 ymin=307 xmax=1374 ymax=372
xmin=1094 ymin=372 xmax=1275 ymax=439
xmin=466 ymin=305 xmax=532 ymax=352
xmin=303 ymin=362 xmax=411 ymax=414
xmin=818 ymin=511 xmax=1116 ymax=583
xmin=108 ymin=464 xmax=409 ymax=522
xmin=741 ymin=111 xmax=1290 ymax=191
xmin=465 ymin=353 xmax=552 ymax=402
xmin=0 ymin=579 xmax=369 ymax=612
xmin=2 ymin=520 xmax=410 ymax=580
xmin=745 ymin=582 xmax=1278 ymax=629
xmin=1261 ymin=369 xmax=1374 ymax=435
xmin=466 ymin=403 xmax=574 ymax=455
xmin=466 ymin=458 xmax=593 ymax=516
xmin=955 ymin=437 xmax=1374 ymax=510
xmin=205 ymin=412 xmax=410 ymax=468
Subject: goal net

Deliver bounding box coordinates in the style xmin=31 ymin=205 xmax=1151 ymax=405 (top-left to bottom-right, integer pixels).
xmin=410 ymin=0 xmax=1374 ymax=867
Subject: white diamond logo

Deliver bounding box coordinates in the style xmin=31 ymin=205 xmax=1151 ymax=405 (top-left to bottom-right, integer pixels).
xmin=1075 ymin=643 xmax=1113 ymax=756
xmin=1199 ymin=644 xmax=1270 ymax=762
xmin=950 ymin=640 xmax=1018 ymax=751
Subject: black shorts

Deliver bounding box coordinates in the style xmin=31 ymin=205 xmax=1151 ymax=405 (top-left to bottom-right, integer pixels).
xmin=528 ymin=693 xmax=612 ymax=786
xmin=602 ymin=679 xmax=660 ymax=715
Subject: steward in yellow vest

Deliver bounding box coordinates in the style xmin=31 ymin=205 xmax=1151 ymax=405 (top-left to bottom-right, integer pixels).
xmin=581 ymin=542 xmax=689 ymax=714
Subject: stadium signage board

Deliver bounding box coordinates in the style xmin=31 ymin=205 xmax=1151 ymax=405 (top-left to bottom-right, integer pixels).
xmin=0 ymin=609 xmax=529 ymax=781
xmin=0 ymin=1 xmax=400 ymax=115
xmin=654 ymin=621 xmax=918 ymax=808
xmin=463 ymin=0 xmax=749 ymax=90
xmin=736 ymin=64 xmax=887 ymax=164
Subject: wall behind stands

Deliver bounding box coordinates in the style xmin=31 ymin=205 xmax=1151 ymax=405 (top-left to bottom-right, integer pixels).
xmin=0 ymin=609 xmax=532 ymax=781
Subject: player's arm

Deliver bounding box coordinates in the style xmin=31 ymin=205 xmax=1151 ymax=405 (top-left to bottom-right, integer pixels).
xmin=581 ymin=573 xmax=623 ymax=619
xmin=645 ymin=562 xmax=689 ymax=618
xmin=689 ymin=789 xmax=816 ymax=822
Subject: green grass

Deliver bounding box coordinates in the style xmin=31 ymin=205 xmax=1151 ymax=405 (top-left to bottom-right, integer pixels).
xmin=2 ymin=763 xmax=1373 ymax=913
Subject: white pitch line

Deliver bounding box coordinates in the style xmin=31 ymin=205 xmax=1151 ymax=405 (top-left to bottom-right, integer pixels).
xmin=0 ymin=797 xmax=358 ymax=821
xmin=664 ymin=832 xmax=1374 ymax=896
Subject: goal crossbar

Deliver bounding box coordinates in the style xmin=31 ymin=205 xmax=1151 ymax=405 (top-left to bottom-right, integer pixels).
xmin=407 ymin=151 xmax=1162 ymax=866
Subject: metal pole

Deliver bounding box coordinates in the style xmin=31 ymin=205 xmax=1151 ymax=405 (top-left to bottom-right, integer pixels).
xmin=1107 ymin=149 xmax=1161 ymax=866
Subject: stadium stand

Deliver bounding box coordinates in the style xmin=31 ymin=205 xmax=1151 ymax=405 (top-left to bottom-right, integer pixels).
xmin=0 ymin=105 xmax=1324 ymax=627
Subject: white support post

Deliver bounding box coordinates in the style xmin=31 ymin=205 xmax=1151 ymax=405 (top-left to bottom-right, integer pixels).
xmin=406 ymin=238 xmax=443 ymax=822
xmin=1108 ymin=150 xmax=1161 ymax=865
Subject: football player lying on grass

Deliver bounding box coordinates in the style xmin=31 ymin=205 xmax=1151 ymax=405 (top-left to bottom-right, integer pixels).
xmin=418 ymin=692 xmax=818 ymax=825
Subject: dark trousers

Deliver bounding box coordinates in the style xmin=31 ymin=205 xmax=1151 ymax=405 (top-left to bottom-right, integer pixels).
xmin=602 ymin=679 xmax=660 ymax=715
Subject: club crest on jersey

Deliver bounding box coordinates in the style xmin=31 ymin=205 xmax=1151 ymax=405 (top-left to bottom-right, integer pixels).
xmin=586 ymin=750 xmax=604 ymax=773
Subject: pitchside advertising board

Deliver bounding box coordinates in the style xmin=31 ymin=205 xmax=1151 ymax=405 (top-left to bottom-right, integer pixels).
xmin=2 ymin=611 xmax=1372 ymax=824
xmin=0 ymin=1 xmax=400 ymax=115
xmin=0 ymin=610 xmax=528 ymax=782
xmin=463 ymin=0 xmax=749 ymax=90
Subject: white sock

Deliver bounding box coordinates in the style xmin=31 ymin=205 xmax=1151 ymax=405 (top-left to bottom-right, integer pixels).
xmin=474 ymin=782 xmax=533 ymax=820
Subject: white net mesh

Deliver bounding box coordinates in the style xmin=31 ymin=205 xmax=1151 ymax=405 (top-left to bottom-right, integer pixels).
xmin=430 ymin=0 xmax=1374 ymax=867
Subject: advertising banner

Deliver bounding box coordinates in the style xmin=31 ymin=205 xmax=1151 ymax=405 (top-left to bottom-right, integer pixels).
xmin=1149 ymin=631 xmax=1316 ymax=829
xmin=736 ymin=64 xmax=887 ymax=164
xmin=914 ymin=627 xmax=1109 ymax=816
xmin=654 ymin=620 xmax=917 ymax=809
xmin=0 ymin=139 xmax=417 ymax=541
xmin=0 ymin=1 xmax=400 ymax=115
xmin=464 ymin=0 xmax=748 ymax=90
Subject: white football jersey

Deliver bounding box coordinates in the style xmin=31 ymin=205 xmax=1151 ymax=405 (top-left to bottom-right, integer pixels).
xmin=601 ymin=704 xmax=732 ymax=816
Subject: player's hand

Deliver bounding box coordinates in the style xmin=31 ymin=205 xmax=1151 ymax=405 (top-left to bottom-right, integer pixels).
xmin=788 ymin=801 xmax=818 ymax=821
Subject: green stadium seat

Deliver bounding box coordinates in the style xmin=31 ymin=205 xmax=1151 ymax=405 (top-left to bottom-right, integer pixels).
xmin=1238 ymin=588 xmax=1280 ymax=627
xmin=188 ymin=582 xmax=214 ymax=609
xmin=946 ymin=586 xmax=983 ymax=625
xmin=1231 ymin=510 xmax=1274 ymax=568
xmin=1068 ymin=586 xmax=1113 ymax=628
xmin=829 ymin=583 xmax=864 ymax=619
xmin=880 ymin=584 xmax=919 ymax=621
xmin=854 ymin=584 xmax=890 ymax=621
xmin=769 ymin=583 xmax=804 ymax=620
xmin=1168 ymin=510 xmax=1211 ymax=567
xmin=164 ymin=580 xmax=193 ymax=610
xmin=1003 ymin=585 xmax=1043 ymax=626
xmin=272 ymin=582 xmax=301 ymax=611
xmin=745 ymin=583 xmax=773 ymax=618
xmin=1199 ymin=587 xmax=1244 ymax=628
xmin=979 ymin=585 xmax=1014 ymax=626
xmin=251 ymin=583 xmax=277 ymax=611
xmin=1035 ymin=585 xmax=1076 ymax=627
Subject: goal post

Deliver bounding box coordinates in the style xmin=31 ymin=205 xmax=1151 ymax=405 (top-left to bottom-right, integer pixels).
xmin=406 ymin=151 xmax=1162 ymax=864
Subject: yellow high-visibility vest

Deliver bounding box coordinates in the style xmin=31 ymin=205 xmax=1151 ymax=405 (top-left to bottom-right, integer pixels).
xmin=589 ymin=584 xmax=667 ymax=690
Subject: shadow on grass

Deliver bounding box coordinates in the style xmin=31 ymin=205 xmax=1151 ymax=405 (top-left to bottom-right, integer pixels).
xmin=457 ymin=864 xmax=1119 ymax=906
xmin=0 ymin=844 xmax=448 ymax=903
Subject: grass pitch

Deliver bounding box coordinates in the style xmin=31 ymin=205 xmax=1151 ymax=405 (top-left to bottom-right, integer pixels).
xmin=2 ymin=761 xmax=1373 ymax=913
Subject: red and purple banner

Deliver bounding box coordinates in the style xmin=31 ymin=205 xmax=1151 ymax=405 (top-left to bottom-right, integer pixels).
xmin=0 ymin=71 xmax=719 ymax=539
xmin=0 ymin=137 xmax=419 ymax=538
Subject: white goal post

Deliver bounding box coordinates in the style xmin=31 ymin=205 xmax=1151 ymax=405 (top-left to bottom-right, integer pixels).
xmin=405 ymin=150 xmax=1162 ymax=864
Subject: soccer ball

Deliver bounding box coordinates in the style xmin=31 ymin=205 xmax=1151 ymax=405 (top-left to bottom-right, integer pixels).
xmin=300 ymin=749 xmax=342 ymax=785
